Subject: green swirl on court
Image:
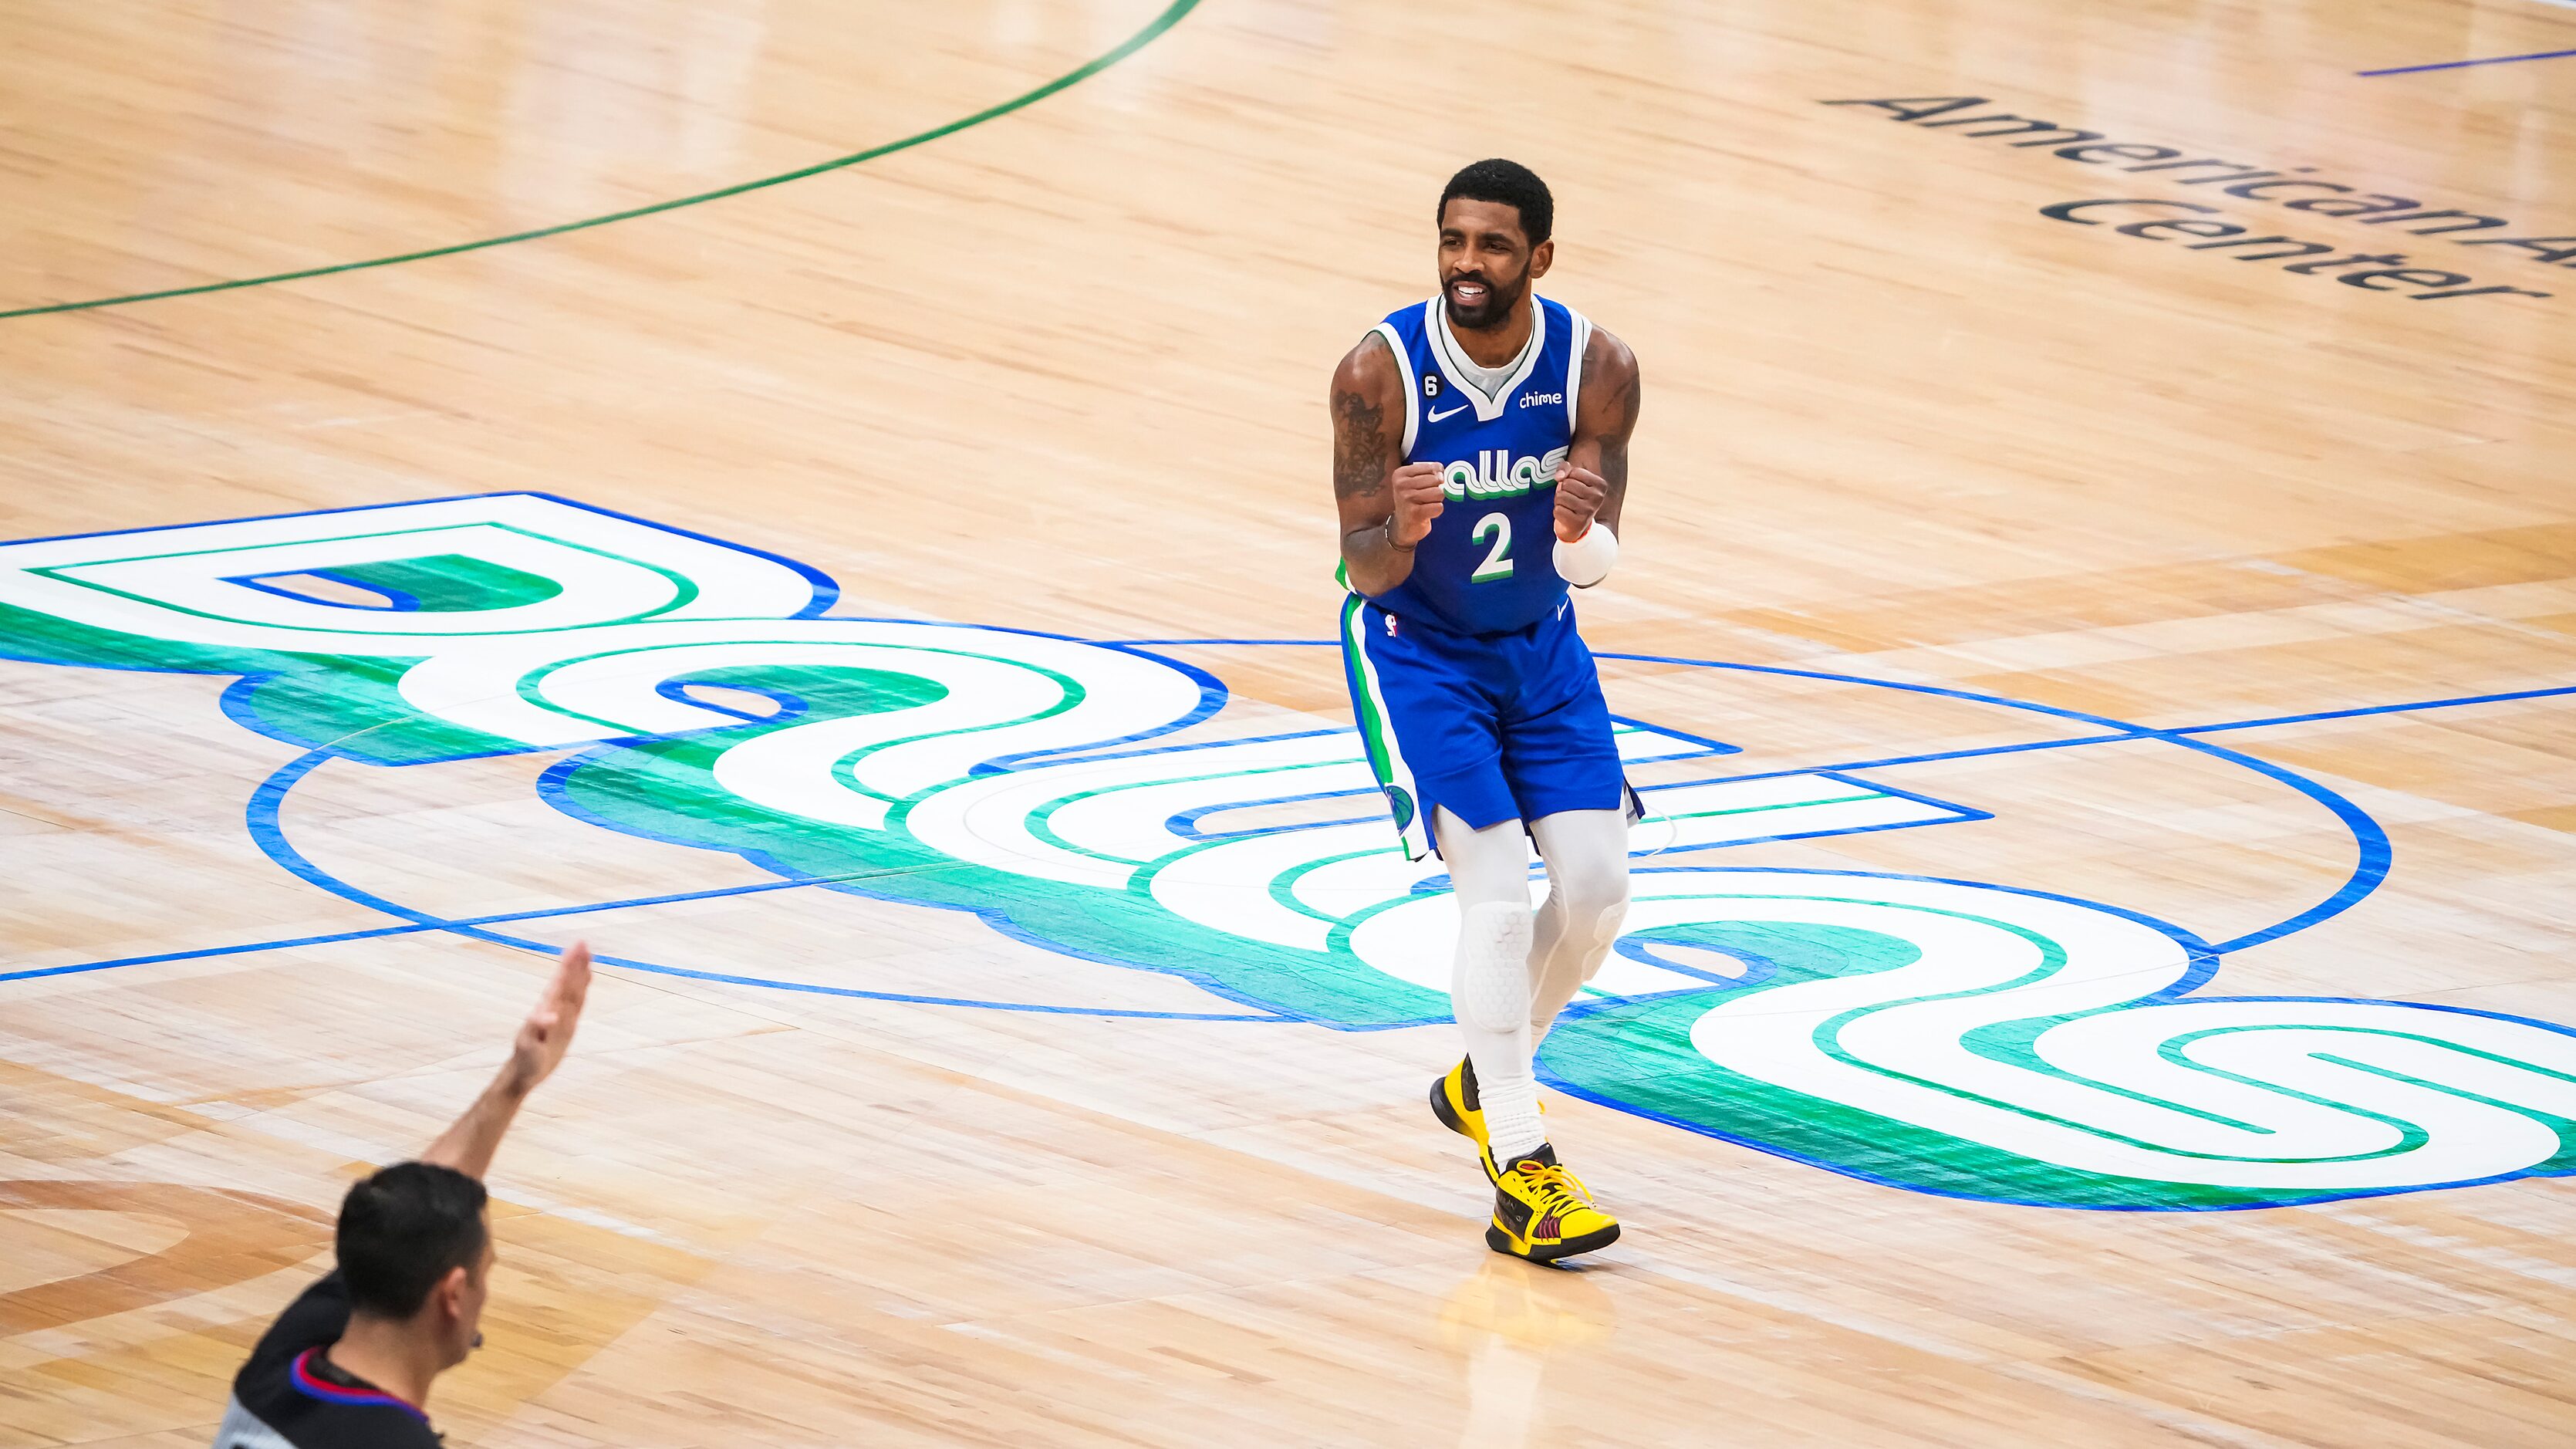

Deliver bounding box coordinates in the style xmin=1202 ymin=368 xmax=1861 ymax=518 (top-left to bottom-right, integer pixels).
xmin=5 ymin=492 xmax=2574 ymax=1211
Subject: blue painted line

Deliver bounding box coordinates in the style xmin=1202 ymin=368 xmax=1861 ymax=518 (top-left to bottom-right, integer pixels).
xmin=1608 ymin=863 xmax=2225 ymax=982
xmin=982 ymin=725 xmax=1350 ymax=775
xmin=653 ymin=677 xmax=806 ymax=726
xmin=1636 ymin=808 xmax=1995 ymax=863
xmin=1156 ymin=637 xmax=2567 ymax=736
xmin=1107 ymin=637 xmax=1335 ymax=647
xmin=2174 ymin=683 xmax=2576 ymax=735
xmin=1168 ymin=785 xmax=1379 ymax=840
xmin=1406 ymin=806 xmax=2003 ymax=900
xmin=317 ymin=568 xmax=423 ymax=613
xmin=0 ymin=924 xmax=436 ymax=983
xmin=970 ymin=654 xmax=1230 ymax=775
xmin=1611 ymin=935 xmax=1779 ymax=992
xmin=229 ymin=748 xmax=1287 ymax=1023
xmin=2184 ymin=994 xmax=2576 ymax=1043
xmin=1619 ymin=745 xmax=1743 ymax=770
xmin=1808 ymin=768 xmax=1983 ymax=822
xmin=1713 ymin=678 xmax=2571 ymax=784
xmin=1606 ymin=712 xmax=1743 ymax=756
xmin=763 ymin=616 xmax=1235 ymax=778
xmin=459 ymin=938 xmax=1288 ymax=1021
xmin=0 ymin=490 xmax=841 ymax=618
xmin=6 ymin=868 xmax=880 ymax=985
xmin=0 ymin=491 xmax=553 ymax=549
xmin=227 ymin=570 xmax=424 ymax=613
xmin=524 ymin=490 xmax=842 ymax=618
xmin=1518 ymin=735 xmax=2133 ymax=804
xmin=1578 ymin=650 xmax=2393 ymax=952
xmin=2182 ymin=751 xmax=2392 ymax=955
xmin=218 ymin=672 xmax=358 ymax=761
xmin=2359 ymin=46 xmax=2576 ymax=76
xmin=247 ymin=751 xmax=417 ymax=917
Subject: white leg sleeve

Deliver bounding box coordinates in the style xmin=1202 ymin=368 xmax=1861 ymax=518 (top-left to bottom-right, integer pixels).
xmin=1527 ymin=809 xmax=1632 ymax=1039
xmin=1435 ymin=807 xmax=1547 ymax=1163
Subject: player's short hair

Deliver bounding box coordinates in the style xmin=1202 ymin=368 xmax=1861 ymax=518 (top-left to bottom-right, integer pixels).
xmin=337 ymin=1161 xmax=489 ymax=1319
xmin=1439 ymin=159 xmax=1554 ymax=247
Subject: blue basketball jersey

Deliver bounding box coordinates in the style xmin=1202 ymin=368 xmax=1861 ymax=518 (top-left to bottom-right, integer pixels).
xmin=1366 ymin=294 xmax=1592 ymax=637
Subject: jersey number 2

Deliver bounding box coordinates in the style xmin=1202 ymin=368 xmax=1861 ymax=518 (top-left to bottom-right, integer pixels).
xmin=1470 ymin=512 xmax=1514 ymax=583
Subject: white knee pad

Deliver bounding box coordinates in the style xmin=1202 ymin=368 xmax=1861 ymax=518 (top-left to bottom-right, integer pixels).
xmin=1454 ymin=901 xmax=1534 ymax=1032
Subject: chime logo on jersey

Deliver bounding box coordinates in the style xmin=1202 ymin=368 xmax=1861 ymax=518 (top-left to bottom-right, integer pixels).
xmin=1440 ymin=447 xmax=1568 ymax=498
xmin=6 ymin=493 xmax=2574 ymax=1212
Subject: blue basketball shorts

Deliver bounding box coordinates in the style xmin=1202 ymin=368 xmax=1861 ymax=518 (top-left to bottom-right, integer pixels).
xmin=1339 ymin=593 xmax=1631 ymax=861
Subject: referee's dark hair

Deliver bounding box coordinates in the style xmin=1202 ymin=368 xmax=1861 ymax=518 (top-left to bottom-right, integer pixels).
xmin=337 ymin=1161 xmax=490 ymax=1319
xmin=1439 ymin=159 xmax=1554 ymax=247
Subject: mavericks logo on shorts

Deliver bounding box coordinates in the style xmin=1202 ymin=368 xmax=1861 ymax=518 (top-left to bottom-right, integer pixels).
xmin=1385 ymin=785 xmax=1416 ymax=832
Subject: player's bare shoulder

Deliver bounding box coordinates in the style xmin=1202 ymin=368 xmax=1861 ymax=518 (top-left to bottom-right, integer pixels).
xmin=1332 ymin=329 xmax=1403 ymax=424
xmin=1334 ymin=327 xmax=1400 ymax=391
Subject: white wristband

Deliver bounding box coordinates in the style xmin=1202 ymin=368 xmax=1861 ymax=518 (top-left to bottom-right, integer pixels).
xmin=1553 ymin=523 xmax=1618 ymax=587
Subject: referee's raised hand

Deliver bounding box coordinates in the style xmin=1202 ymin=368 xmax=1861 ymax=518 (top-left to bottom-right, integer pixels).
xmin=501 ymin=941 xmax=592 ymax=1099
xmin=424 ymin=941 xmax=593 ymax=1181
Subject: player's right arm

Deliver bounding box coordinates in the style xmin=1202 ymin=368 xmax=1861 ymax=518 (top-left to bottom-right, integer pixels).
xmin=1332 ymin=333 xmax=1443 ymax=596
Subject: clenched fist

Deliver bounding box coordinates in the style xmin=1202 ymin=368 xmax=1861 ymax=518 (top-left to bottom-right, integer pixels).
xmin=1553 ymin=461 xmax=1609 ymax=542
xmin=1389 ymin=461 xmax=1447 ymax=547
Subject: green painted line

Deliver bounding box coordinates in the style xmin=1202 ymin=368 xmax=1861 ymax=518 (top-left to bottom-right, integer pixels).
xmin=0 ymin=0 xmax=1203 ymax=323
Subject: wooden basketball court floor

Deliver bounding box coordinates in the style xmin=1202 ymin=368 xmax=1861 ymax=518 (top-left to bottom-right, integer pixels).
xmin=5 ymin=0 xmax=2575 ymax=1444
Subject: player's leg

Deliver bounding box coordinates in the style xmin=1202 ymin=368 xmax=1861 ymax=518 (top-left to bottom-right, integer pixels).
xmin=1438 ymin=802 xmax=1620 ymax=1262
xmin=1465 ymin=609 xmax=1626 ymax=1261
xmin=1339 ymin=599 xmax=1541 ymax=1171
xmin=1497 ymin=616 xmax=1633 ymax=1042
xmin=1435 ymin=805 xmax=1544 ymax=1166
xmin=1527 ymin=809 xmax=1631 ymax=1039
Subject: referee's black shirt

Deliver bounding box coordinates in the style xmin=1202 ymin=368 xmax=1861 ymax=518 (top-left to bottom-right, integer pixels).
xmin=211 ymin=1272 xmax=441 ymax=1448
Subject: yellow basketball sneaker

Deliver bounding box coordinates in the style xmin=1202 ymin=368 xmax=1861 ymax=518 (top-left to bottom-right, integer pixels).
xmin=1484 ymin=1144 xmax=1620 ymax=1263
xmin=1429 ymin=1056 xmax=1490 ymax=1153
xmin=1430 ymin=1057 xmax=1544 ymax=1181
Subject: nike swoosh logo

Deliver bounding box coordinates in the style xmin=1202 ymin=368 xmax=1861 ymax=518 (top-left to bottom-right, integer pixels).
xmin=1426 ymin=403 xmax=1469 ymax=423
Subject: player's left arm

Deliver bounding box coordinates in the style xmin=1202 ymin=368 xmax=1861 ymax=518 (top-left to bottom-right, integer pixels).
xmin=1554 ymin=326 xmax=1640 ymax=542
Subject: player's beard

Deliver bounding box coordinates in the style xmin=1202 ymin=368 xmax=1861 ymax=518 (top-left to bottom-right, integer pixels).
xmin=1443 ymin=265 xmax=1528 ymax=332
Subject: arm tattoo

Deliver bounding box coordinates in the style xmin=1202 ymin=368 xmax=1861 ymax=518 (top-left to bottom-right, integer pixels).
xmin=1332 ymin=336 xmax=1412 ymax=594
xmin=1588 ymin=338 xmax=1640 ymax=511
xmin=1332 ymin=385 xmax=1389 ymax=502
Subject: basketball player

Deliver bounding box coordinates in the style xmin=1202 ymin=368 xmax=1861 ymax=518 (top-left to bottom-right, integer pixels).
xmin=213 ymin=943 xmax=592 ymax=1448
xmin=1331 ymin=160 xmax=1640 ymax=1262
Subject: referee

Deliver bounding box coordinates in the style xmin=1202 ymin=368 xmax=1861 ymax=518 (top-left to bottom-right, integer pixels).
xmin=213 ymin=943 xmax=592 ymax=1448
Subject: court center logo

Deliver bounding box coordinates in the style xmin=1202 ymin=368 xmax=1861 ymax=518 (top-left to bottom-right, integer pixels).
xmin=5 ymin=495 xmax=2573 ymax=1211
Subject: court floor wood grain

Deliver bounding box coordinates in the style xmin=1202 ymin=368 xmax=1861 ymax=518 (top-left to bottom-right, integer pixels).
xmin=3 ymin=1 xmax=2573 ymax=1444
